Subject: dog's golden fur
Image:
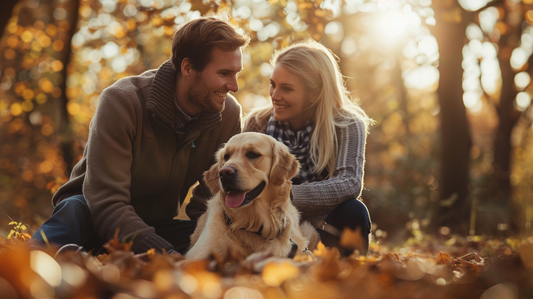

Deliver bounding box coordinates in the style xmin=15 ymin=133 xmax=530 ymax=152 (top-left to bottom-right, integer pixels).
xmin=185 ymin=132 xmax=318 ymax=260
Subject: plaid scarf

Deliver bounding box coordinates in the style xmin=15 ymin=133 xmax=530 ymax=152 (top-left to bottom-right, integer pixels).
xmin=266 ymin=114 xmax=324 ymax=184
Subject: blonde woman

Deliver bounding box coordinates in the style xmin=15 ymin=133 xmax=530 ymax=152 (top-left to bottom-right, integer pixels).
xmin=244 ymin=39 xmax=372 ymax=255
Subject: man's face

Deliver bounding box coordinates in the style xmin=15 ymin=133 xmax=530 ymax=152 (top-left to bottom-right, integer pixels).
xmin=186 ymin=47 xmax=243 ymax=115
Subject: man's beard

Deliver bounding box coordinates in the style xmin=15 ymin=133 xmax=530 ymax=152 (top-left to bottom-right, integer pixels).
xmin=187 ymin=73 xmax=225 ymax=114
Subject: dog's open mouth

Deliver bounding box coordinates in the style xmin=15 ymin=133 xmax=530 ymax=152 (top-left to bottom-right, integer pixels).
xmin=224 ymin=181 xmax=266 ymax=208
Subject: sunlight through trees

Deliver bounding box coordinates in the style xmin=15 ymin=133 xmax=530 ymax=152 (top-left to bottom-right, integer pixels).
xmin=1 ymin=0 xmax=532 ymax=241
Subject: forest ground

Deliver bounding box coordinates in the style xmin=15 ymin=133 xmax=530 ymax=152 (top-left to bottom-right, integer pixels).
xmin=1 ymin=224 xmax=533 ymax=299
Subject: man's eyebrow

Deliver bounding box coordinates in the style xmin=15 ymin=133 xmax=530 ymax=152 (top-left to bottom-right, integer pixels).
xmin=219 ymin=68 xmax=243 ymax=73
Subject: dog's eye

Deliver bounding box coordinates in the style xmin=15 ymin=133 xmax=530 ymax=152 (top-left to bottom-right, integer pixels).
xmin=223 ymin=153 xmax=230 ymax=160
xmin=246 ymin=151 xmax=261 ymax=159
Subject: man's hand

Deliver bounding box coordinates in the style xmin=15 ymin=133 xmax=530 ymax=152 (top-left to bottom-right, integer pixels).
xmin=167 ymin=249 xmax=185 ymax=259
xmin=168 ymin=250 xmax=183 ymax=257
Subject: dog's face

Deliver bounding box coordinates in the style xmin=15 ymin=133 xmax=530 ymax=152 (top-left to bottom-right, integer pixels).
xmin=204 ymin=132 xmax=299 ymax=208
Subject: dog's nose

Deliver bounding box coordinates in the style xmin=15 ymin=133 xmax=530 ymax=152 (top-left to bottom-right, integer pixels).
xmin=219 ymin=166 xmax=236 ymax=180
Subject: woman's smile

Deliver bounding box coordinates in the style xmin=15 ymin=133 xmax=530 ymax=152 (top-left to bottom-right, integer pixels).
xmin=273 ymin=102 xmax=290 ymax=109
xmin=269 ymin=64 xmax=313 ymax=131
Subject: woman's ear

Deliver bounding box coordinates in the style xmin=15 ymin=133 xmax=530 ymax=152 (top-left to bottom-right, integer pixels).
xmin=203 ymin=146 xmax=225 ymax=194
xmin=310 ymin=89 xmax=320 ymax=103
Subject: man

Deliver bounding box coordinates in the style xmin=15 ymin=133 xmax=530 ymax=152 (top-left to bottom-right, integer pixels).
xmin=31 ymin=17 xmax=250 ymax=255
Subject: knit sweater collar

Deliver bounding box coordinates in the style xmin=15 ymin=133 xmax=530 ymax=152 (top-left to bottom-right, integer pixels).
xmin=145 ymin=60 xmax=222 ymax=134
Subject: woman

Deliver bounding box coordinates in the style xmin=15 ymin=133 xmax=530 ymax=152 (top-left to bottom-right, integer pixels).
xmin=244 ymin=39 xmax=373 ymax=255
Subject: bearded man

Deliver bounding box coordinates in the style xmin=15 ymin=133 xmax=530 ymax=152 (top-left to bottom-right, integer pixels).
xmin=31 ymin=17 xmax=250 ymax=255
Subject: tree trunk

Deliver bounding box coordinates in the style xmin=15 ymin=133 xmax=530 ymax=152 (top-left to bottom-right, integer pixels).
xmin=485 ymin=2 xmax=523 ymax=233
xmin=56 ymin=0 xmax=80 ymax=175
xmin=430 ymin=6 xmax=472 ymax=234
xmin=491 ymin=49 xmax=521 ymax=232
xmin=0 ymin=0 xmax=19 ymax=39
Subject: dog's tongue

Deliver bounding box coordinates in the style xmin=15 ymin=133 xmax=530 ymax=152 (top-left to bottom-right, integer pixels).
xmin=225 ymin=191 xmax=246 ymax=208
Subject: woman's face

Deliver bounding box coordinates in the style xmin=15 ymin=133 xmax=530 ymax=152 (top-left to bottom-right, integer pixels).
xmin=269 ymin=64 xmax=314 ymax=131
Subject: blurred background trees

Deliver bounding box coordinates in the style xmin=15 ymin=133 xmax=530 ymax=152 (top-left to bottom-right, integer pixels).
xmin=1 ymin=0 xmax=532 ymax=242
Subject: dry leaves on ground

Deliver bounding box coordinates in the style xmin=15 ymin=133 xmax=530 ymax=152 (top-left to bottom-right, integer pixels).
xmin=1 ymin=230 xmax=533 ymax=299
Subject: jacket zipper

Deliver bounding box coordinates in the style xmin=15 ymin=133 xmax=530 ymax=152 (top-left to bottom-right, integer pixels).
xmin=188 ymin=138 xmax=197 ymax=163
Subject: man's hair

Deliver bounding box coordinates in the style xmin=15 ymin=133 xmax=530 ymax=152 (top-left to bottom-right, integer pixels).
xmin=170 ymin=16 xmax=250 ymax=74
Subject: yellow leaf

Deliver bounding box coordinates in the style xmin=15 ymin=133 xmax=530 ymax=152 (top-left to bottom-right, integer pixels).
xmin=147 ymin=248 xmax=156 ymax=257
xmin=313 ymin=241 xmax=328 ymax=257
xmin=293 ymin=252 xmax=314 ymax=262
xmin=41 ymin=230 xmax=50 ymax=247
xmin=439 ymin=194 xmax=457 ymax=207
xmin=262 ymin=260 xmax=299 ymax=286
xmin=8 ymin=221 xmax=17 ymax=225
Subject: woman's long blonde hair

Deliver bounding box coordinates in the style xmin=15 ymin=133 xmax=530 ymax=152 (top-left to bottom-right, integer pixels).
xmin=247 ymin=39 xmax=373 ymax=178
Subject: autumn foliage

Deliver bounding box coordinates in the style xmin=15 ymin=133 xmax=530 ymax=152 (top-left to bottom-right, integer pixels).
xmin=2 ymin=0 xmax=533 ymax=297
xmin=1 ymin=228 xmax=533 ymax=299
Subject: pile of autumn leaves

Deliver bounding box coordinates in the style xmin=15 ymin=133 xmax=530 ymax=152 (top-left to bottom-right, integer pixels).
xmin=1 ymin=230 xmax=533 ymax=299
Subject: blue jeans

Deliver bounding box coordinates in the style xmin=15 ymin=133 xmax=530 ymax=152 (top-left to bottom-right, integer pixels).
xmin=317 ymin=198 xmax=371 ymax=256
xmin=31 ymin=194 xmax=197 ymax=254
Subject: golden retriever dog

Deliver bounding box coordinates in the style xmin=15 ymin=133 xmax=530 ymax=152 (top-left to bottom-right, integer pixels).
xmin=185 ymin=132 xmax=317 ymax=260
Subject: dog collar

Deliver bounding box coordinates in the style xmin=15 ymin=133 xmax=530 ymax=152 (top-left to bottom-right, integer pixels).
xmin=240 ymin=181 xmax=266 ymax=207
xmin=223 ymin=211 xmax=286 ymax=241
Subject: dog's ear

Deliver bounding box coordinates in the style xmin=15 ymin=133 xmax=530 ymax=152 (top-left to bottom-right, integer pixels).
xmin=204 ymin=145 xmax=225 ymax=194
xmin=270 ymin=141 xmax=299 ymax=186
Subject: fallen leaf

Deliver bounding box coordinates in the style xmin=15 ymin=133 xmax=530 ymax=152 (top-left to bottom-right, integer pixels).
xmin=262 ymin=259 xmax=299 ymax=286
xmin=436 ymin=252 xmax=454 ymax=267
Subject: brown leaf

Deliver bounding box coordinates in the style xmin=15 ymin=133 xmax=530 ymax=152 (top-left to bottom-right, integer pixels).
xmin=314 ymin=247 xmax=341 ymax=281
xmin=457 ymin=259 xmax=481 ymax=273
xmin=436 ymin=252 xmax=454 ymax=267
xmin=103 ymin=228 xmax=133 ymax=253
xmin=459 ymin=252 xmax=482 ymax=263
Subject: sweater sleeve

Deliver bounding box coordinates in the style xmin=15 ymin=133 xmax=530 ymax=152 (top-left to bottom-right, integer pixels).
xmin=83 ymin=86 xmax=174 ymax=254
xmin=291 ymin=119 xmax=367 ymax=219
